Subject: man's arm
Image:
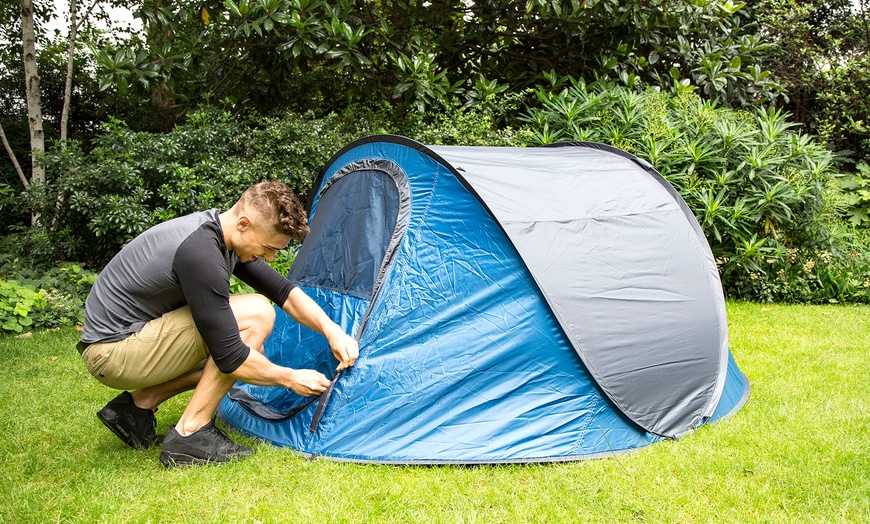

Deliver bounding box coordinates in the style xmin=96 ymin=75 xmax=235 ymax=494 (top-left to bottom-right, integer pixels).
xmin=228 ymin=349 xmax=332 ymax=396
xmin=225 ymin=287 xmax=358 ymax=396
xmin=233 ymin=259 xmax=357 ymax=369
xmin=281 ymin=287 xmax=359 ymax=370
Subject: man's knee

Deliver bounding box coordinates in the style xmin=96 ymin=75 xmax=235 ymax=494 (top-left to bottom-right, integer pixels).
xmin=231 ymin=293 xmax=276 ymax=335
xmin=251 ymin=293 xmax=276 ymax=324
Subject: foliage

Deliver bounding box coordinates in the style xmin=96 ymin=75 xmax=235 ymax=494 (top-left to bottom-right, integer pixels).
xmin=838 ymin=163 xmax=870 ymax=226
xmin=9 ymin=103 xmax=520 ymax=268
xmin=728 ymin=242 xmax=870 ymax=303
xmin=525 ymin=80 xmax=870 ymax=303
xmin=0 ymin=255 xmax=95 ymax=333
xmin=0 ymin=1 xmax=181 ymax=194
xmin=0 ymin=279 xmax=44 ymax=334
xmin=242 ymin=109 xmax=376 ymax=198
xmin=812 ymin=55 xmax=870 ymax=164
xmin=750 ymin=0 xmax=870 ymax=163
xmin=12 ymin=110 xmax=256 ymax=265
xmin=91 ymin=0 xmax=782 ymax=118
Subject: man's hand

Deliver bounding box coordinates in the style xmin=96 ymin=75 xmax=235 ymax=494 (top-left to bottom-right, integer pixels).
xmin=282 ymin=287 xmax=360 ymax=371
xmin=328 ymin=329 xmax=359 ymax=371
xmin=287 ymin=369 xmax=331 ymax=396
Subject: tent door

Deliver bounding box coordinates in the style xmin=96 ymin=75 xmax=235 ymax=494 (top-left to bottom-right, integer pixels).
xmin=227 ymin=159 xmax=410 ymax=425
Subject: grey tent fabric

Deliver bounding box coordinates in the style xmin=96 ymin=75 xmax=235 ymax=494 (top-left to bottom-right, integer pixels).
xmin=430 ymin=144 xmax=729 ymax=437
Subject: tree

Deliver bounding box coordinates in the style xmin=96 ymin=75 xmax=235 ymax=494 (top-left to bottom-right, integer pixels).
xmin=0 ymin=121 xmax=27 ymax=189
xmin=92 ymin=0 xmax=783 ymax=118
xmin=61 ymin=0 xmax=103 ymax=147
xmin=750 ymin=0 xmax=870 ymax=162
xmin=21 ymin=0 xmax=45 ymax=185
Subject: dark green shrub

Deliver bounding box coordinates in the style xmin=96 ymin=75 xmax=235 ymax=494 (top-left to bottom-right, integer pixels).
xmin=838 ymin=163 xmax=870 ymax=226
xmin=243 ymin=110 xmax=373 ymax=198
xmin=0 ymin=256 xmax=97 ymax=332
xmin=11 ymin=104 xmax=522 ymax=269
xmin=15 ymin=110 xmax=260 ymax=266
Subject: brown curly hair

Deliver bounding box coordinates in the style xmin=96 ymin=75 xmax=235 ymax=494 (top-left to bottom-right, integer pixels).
xmin=239 ymin=181 xmax=309 ymax=241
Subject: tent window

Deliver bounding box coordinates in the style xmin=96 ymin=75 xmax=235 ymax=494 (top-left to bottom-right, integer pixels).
xmin=289 ymin=167 xmax=402 ymax=299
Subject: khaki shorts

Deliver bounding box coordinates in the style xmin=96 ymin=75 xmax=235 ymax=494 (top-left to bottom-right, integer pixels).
xmin=81 ymin=306 xmax=209 ymax=390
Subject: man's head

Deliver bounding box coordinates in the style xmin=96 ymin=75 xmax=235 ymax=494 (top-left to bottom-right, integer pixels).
xmin=237 ymin=181 xmax=309 ymax=241
xmin=224 ymin=181 xmax=309 ymax=263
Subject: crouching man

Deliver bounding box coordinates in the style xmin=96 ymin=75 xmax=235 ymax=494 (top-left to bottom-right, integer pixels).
xmin=77 ymin=181 xmax=358 ymax=466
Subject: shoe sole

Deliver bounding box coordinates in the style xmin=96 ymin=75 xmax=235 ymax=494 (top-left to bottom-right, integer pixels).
xmin=159 ymin=450 xmax=252 ymax=467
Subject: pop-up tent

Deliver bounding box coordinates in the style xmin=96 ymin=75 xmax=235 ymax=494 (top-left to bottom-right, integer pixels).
xmin=217 ymin=135 xmax=750 ymax=464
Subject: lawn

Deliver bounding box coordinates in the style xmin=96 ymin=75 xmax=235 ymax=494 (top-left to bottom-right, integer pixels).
xmin=0 ymin=301 xmax=867 ymax=523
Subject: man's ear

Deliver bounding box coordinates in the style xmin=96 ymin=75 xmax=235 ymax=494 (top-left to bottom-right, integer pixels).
xmin=237 ymin=215 xmax=251 ymax=232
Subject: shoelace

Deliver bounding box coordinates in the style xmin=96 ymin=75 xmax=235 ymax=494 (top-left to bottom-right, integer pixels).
xmin=203 ymin=422 xmax=239 ymax=448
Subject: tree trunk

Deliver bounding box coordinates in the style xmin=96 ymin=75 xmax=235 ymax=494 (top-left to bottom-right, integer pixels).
xmin=0 ymin=121 xmax=29 ymax=190
xmin=21 ymin=0 xmax=45 ymax=185
xmin=60 ymin=0 xmax=78 ymax=148
xmin=60 ymin=0 xmax=101 ymax=148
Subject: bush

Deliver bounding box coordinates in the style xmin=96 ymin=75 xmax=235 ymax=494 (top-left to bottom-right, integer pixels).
xmin=838 ymin=163 xmax=870 ymax=226
xmin=9 ymin=104 xmax=523 ymax=269
xmin=15 ymin=111 xmax=258 ymax=266
xmin=0 ymin=280 xmax=43 ymax=334
xmin=0 ymin=256 xmax=97 ymax=333
xmin=524 ymin=80 xmax=869 ymax=302
xmin=11 ymin=91 xmax=868 ymax=304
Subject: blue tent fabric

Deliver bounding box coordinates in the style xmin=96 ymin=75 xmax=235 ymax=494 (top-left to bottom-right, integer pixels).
xmin=217 ymin=135 xmax=750 ymax=464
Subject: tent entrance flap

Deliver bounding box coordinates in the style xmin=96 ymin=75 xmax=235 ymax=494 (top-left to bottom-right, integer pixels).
xmin=290 ymin=159 xmax=409 ymax=300
xmin=226 ymin=159 xmax=410 ymax=424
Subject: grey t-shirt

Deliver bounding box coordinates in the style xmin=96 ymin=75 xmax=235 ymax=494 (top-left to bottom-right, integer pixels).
xmin=81 ymin=209 xmax=294 ymax=374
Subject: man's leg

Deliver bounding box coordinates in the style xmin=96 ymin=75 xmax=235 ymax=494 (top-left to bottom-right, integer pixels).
xmin=157 ymin=294 xmax=275 ymax=466
xmin=87 ymin=304 xmax=211 ymax=449
xmin=129 ymin=369 xmax=203 ymax=412
xmin=90 ymin=295 xmax=275 ymax=453
xmin=98 ymin=368 xmax=204 ymax=450
xmin=172 ymin=293 xmax=276 ymax=436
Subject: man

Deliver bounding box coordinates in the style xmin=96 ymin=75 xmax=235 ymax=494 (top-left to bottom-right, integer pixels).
xmin=78 ymin=180 xmax=358 ymax=467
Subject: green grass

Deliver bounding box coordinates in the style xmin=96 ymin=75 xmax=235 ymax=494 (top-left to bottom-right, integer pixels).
xmin=0 ymin=301 xmax=867 ymax=523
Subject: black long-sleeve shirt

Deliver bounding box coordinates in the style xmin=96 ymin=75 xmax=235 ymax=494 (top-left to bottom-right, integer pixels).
xmin=81 ymin=209 xmax=294 ymax=373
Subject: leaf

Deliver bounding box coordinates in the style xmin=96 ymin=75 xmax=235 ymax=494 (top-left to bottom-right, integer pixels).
xmin=224 ymin=0 xmax=242 ymax=18
xmin=98 ymin=75 xmax=114 ymax=92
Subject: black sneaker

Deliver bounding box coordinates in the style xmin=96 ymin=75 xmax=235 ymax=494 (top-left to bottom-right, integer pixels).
xmin=97 ymin=391 xmax=159 ymax=450
xmin=159 ymin=420 xmax=254 ymax=467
